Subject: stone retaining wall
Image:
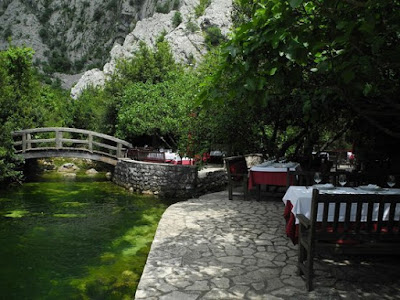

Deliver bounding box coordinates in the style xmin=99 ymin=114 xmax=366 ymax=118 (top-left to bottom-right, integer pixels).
xmin=112 ymin=159 xmax=227 ymax=199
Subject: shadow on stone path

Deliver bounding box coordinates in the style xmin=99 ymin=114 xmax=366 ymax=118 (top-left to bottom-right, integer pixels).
xmin=135 ymin=191 xmax=400 ymax=300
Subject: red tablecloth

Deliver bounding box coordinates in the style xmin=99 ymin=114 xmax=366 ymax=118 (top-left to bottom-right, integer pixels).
xmin=248 ymin=171 xmax=294 ymax=190
xmin=283 ymin=200 xmax=299 ymax=244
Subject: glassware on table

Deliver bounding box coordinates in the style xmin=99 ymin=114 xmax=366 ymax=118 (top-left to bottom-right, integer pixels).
xmin=338 ymin=174 xmax=347 ymax=187
xmin=314 ymin=172 xmax=322 ymax=184
xmin=387 ymin=175 xmax=396 ymax=188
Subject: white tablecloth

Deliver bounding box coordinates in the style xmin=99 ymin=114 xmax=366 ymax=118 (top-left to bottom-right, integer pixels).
xmin=250 ymin=161 xmax=299 ymax=172
xmin=283 ymin=186 xmax=400 ymax=224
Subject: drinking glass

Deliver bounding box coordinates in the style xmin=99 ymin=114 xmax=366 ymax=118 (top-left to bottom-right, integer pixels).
xmin=314 ymin=172 xmax=322 ymax=184
xmin=387 ymin=175 xmax=396 ymax=188
xmin=338 ymin=174 xmax=347 ymax=187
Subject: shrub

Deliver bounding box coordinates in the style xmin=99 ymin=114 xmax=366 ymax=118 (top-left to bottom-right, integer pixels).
xmin=186 ymin=20 xmax=199 ymax=33
xmin=3 ymin=26 xmax=12 ymax=39
xmin=172 ymin=12 xmax=182 ymax=28
xmin=172 ymin=0 xmax=180 ymax=10
xmin=93 ymin=8 xmax=104 ymax=21
xmin=204 ymin=25 xmax=225 ymax=48
xmin=156 ymin=1 xmax=170 ymax=13
xmin=39 ymin=28 xmax=48 ymax=41
xmin=194 ymin=0 xmax=211 ymax=17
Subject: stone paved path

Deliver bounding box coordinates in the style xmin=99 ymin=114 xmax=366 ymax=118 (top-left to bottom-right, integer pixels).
xmin=135 ymin=191 xmax=400 ymax=300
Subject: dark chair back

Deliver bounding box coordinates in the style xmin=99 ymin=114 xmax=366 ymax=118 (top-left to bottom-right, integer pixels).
xmin=224 ymin=156 xmax=248 ymax=200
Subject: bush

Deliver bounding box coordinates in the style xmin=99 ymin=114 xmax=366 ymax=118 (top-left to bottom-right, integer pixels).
xmin=186 ymin=20 xmax=199 ymax=33
xmin=204 ymin=26 xmax=225 ymax=48
xmin=39 ymin=28 xmax=48 ymax=41
xmin=194 ymin=0 xmax=211 ymax=17
xmin=3 ymin=26 xmax=12 ymax=40
xmin=93 ymin=8 xmax=104 ymax=21
xmin=156 ymin=1 xmax=170 ymax=13
xmin=173 ymin=0 xmax=180 ymax=10
xmin=172 ymin=12 xmax=182 ymax=28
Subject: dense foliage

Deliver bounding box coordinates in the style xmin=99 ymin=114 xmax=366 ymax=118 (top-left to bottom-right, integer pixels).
xmin=2 ymin=0 xmax=399 ymax=184
xmin=0 ymin=44 xmax=71 ymax=185
xmin=199 ymin=0 xmax=400 ymax=163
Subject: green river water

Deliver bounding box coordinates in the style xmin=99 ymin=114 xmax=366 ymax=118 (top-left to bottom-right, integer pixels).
xmin=0 ymin=172 xmax=168 ymax=300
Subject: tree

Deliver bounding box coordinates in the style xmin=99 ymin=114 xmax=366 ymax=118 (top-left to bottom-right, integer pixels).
xmin=199 ymin=0 xmax=400 ymax=162
xmin=0 ymin=45 xmax=40 ymax=184
xmin=0 ymin=44 xmax=72 ymax=185
xmin=115 ymin=71 xmax=197 ymax=149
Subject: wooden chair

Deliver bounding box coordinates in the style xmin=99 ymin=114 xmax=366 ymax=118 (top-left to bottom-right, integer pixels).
xmin=286 ymin=169 xmax=315 ymax=188
xmin=297 ymin=189 xmax=400 ymax=291
xmin=224 ymin=156 xmax=249 ymax=200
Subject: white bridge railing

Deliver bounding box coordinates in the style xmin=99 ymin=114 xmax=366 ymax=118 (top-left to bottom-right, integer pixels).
xmin=12 ymin=127 xmax=133 ymax=165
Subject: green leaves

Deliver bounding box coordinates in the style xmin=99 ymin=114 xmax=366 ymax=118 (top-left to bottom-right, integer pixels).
xmin=288 ymin=0 xmax=303 ymax=9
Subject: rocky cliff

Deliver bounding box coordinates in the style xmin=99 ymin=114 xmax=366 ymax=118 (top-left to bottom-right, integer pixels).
xmin=0 ymin=0 xmax=233 ymax=94
xmin=71 ymin=0 xmax=233 ymax=99
xmin=1 ymin=0 xmax=165 ymax=76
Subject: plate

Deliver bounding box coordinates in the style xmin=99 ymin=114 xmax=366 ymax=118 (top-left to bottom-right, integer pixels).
xmin=359 ymin=185 xmax=382 ymax=191
xmin=313 ymin=184 xmax=335 ymax=190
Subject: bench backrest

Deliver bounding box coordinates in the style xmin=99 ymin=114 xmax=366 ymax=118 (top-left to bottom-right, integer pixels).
xmin=310 ymin=189 xmax=400 ymax=242
xmin=225 ymin=156 xmax=248 ymax=181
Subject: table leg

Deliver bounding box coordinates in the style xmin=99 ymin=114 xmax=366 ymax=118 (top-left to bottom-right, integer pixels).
xmin=257 ymin=184 xmax=261 ymax=201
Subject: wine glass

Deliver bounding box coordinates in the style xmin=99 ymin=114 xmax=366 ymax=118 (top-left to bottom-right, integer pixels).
xmin=338 ymin=174 xmax=347 ymax=187
xmin=314 ymin=172 xmax=322 ymax=184
xmin=387 ymin=175 xmax=396 ymax=188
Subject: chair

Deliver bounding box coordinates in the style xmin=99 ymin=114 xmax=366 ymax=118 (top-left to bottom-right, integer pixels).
xmin=286 ymin=168 xmax=315 ymax=188
xmin=224 ymin=156 xmax=249 ymax=200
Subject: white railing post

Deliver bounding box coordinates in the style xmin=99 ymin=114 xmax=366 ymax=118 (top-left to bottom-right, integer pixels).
xmin=88 ymin=133 xmax=93 ymax=152
xmin=22 ymin=133 xmax=26 ymax=152
xmin=26 ymin=133 xmax=32 ymax=150
xmin=117 ymin=143 xmax=122 ymax=158
xmin=56 ymin=130 xmax=63 ymax=148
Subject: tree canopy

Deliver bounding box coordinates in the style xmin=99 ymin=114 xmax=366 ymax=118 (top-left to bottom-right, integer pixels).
xmin=199 ymin=0 xmax=400 ymax=162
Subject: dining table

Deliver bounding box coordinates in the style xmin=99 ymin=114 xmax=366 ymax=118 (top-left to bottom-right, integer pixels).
xmin=282 ymin=185 xmax=400 ymax=244
xmin=248 ymin=161 xmax=299 ymax=200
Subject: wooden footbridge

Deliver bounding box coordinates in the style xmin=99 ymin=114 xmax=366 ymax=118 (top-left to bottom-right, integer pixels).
xmin=12 ymin=127 xmax=132 ymax=166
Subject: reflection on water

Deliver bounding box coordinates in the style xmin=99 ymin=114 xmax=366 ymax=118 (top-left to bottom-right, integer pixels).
xmin=0 ymin=172 xmax=167 ymax=299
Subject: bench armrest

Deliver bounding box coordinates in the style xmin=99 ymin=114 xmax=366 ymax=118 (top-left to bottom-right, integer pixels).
xmin=296 ymin=214 xmax=310 ymax=229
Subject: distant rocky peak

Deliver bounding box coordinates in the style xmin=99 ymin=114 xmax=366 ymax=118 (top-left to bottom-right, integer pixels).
xmin=70 ymin=0 xmax=233 ymax=99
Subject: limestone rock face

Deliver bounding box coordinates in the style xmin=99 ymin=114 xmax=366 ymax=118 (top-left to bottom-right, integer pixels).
xmin=0 ymin=0 xmax=159 ymax=89
xmin=71 ymin=0 xmax=233 ymax=99
xmin=70 ymin=69 xmax=106 ymax=99
xmin=0 ymin=0 xmax=233 ymax=96
xmin=0 ymin=0 xmax=49 ymax=62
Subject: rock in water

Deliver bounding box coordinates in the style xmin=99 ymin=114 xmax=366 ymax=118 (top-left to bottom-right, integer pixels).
xmin=86 ymin=168 xmax=99 ymax=175
xmin=58 ymin=163 xmax=79 ymax=173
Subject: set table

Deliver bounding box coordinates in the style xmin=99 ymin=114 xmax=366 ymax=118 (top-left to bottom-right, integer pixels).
xmin=248 ymin=161 xmax=299 ymax=200
xmin=282 ymin=185 xmax=400 ymax=244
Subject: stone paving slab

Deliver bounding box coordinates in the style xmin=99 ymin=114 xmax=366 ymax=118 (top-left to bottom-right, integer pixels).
xmin=135 ymin=191 xmax=400 ymax=299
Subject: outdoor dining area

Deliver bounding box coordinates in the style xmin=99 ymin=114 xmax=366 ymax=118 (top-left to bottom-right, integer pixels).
xmin=224 ymin=153 xmax=400 ymax=291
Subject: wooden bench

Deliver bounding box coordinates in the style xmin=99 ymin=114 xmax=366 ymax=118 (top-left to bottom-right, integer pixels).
xmin=297 ymin=189 xmax=400 ymax=291
xmin=224 ymin=156 xmax=248 ymax=200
